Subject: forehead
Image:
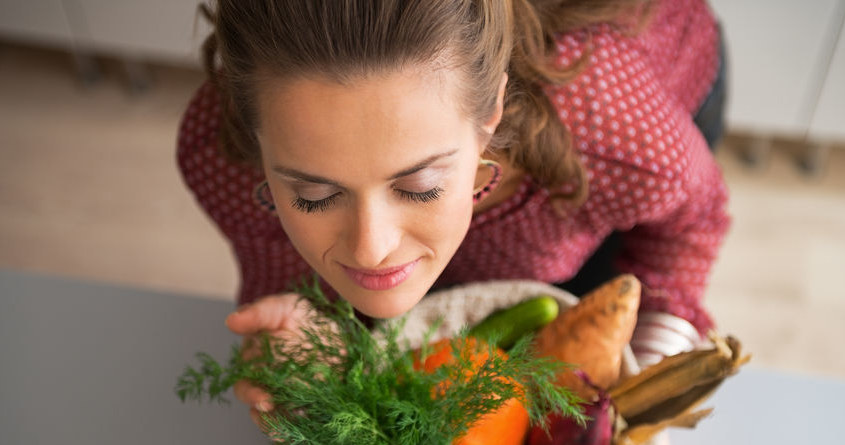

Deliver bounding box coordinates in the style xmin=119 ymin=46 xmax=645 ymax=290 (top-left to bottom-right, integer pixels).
xmin=255 ymin=66 xmax=474 ymax=180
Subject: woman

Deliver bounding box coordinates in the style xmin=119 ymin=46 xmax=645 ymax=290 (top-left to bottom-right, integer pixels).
xmin=177 ymin=0 xmax=729 ymax=426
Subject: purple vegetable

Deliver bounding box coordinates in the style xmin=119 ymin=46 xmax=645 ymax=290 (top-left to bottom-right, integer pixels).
xmin=528 ymin=393 xmax=613 ymax=445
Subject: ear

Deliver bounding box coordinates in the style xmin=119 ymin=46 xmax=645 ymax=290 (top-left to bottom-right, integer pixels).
xmin=478 ymin=72 xmax=508 ymax=149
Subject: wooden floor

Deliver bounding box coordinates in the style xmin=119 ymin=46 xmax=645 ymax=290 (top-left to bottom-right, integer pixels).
xmin=2 ymin=44 xmax=843 ymax=378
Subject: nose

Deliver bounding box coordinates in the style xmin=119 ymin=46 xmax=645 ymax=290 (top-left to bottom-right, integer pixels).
xmin=346 ymin=197 xmax=402 ymax=269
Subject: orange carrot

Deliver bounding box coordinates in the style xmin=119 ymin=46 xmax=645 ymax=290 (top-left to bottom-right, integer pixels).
xmin=415 ymin=338 xmax=530 ymax=445
xmin=534 ymin=274 xmax=641 ymax=399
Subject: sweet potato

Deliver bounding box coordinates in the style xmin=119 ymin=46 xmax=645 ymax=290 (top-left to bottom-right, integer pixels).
xmin=534 ymin=274 xmax=641 ymax=399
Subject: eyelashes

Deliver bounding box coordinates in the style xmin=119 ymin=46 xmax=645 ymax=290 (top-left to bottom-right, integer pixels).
xmin=291 ymin=187 xmax=444 ymax=214
xmin=396 ymin=187 xmax=443 ymax=203
xmin=291 ymin=193 xmax=340 ymax=213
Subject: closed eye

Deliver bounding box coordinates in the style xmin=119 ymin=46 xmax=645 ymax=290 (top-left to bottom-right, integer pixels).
xmin=291 ymin=193 xmax=341 ymax=213
xmin=290 ymin=187 xmax=444 ymax=214
xmin=397 ymin=187 xmax=443 ymax=203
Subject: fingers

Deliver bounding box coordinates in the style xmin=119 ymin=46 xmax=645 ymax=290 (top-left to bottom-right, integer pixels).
xmin=225 ymin=293 xmax=311 ymax=336
xmin=227 ymin=294 xmax=312 ymax=442
xmin=234 ymin=379 xmax=274 ymax=412
xmin=239 ymin=335 xmax=261 ymax=361
xmin=235 ymin=372 xmax=280 ymax=439
xmin=249 ymin=407 xmax=270 ymax=434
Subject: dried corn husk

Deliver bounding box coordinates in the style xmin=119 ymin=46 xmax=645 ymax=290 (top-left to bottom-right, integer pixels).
xmin=612 ymin=334 xmax=751 ymax=444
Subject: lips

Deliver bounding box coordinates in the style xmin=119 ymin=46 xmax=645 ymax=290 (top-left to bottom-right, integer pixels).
xmin=342 ymin=259 xmax=420 ymax=291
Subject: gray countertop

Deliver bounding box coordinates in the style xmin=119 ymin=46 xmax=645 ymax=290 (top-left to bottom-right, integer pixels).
xmin=2 ymin=269 xmax=843 ymax=444
xmin=0 ymin=269 xmax=267 ymax=445
xmin=668 ymin=366 xmax=844 ymax=444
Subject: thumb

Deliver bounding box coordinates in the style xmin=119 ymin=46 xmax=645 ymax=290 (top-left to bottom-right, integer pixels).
xmin=225 ymin=294 xmax=305 ymax=336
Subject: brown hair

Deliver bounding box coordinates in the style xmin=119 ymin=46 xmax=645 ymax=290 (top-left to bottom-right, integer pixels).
xmin=199 ymin=0 xmax=652 ymax=206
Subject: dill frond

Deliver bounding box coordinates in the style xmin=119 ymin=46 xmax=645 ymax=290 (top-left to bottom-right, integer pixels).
xmin=176 ymin=276 xmax=586 ymax=444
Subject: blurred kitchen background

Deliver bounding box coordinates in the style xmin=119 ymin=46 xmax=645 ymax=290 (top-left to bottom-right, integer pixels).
xmin=1 ymin=1 xmax=843 ymax=379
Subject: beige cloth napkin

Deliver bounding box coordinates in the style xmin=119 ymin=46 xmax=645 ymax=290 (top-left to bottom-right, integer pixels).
xmin=392 ymin=280 xmax=579 ymax=349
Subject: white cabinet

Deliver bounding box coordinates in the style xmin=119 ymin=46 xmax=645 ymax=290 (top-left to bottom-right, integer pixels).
xmin=0 ymin=1 xmax=843 ymax=140
xmin=0 ymin=0 xmax=207 ymax=67
xmin=0 ymin=1 xmax=74 ymax=47
xmin=709 ymin=0 xmax=844 ymax=136
xmin=67 ymin=0 xmax=209 ymax=65
xmin=809 ymin=22 xmax=845 ymax=141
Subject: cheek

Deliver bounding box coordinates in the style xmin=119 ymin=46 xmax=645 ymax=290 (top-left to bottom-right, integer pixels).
xmin=411 ymin=166 xmax=476 ymax=252
xmin=274 ymin=206 xmax=339 ymax=265
xmin=432 ymin=202 xmax=473 ymax=257
xmin=263 ymin=181 xmax=337 ymax=263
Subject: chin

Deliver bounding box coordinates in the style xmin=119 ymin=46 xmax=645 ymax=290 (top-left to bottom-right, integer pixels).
xmin=344 ymin=285 xmax=428 ymax=319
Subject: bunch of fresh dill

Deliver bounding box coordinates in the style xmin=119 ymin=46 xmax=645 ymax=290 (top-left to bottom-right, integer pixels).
xmin=175 ymin=278 xmax=585 ymax=444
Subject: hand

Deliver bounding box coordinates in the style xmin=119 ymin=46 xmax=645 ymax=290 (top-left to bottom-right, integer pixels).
xmin=224 ymin=293 xmax=313 ymax=433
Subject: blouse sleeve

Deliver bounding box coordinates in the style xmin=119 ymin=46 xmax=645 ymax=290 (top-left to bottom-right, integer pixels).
xmin=611 ymin=140 xmax=730 ymax=336
xmin=548 ymin=28 xmax=730 ymax=335
xmin=175 ymin=82 xmax=312 ymax=305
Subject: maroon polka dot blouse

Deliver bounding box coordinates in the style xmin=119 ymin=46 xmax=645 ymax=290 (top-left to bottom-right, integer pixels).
xmin=177 ymin=0 xmax=730 ymax=335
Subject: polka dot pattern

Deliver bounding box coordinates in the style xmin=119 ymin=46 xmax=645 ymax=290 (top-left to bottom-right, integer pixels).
xmin=175 ymin=0 xmax=728 ymax=335
xmin=176 ymin=83 xmax=311 ymax=300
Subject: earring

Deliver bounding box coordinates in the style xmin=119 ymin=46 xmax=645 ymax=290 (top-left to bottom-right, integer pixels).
xmin=472 ymin=159 xmax=502 ymax=203
xmin=253 ymin=180 xmax=276 ymax=212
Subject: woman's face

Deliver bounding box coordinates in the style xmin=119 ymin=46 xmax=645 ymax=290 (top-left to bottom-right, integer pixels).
xmin=256 ymin=66 xmax=504 ymax=319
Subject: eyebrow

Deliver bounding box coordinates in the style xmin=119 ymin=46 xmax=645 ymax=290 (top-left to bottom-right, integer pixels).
xmin=271 ymin=149 xmax=459 ymax=185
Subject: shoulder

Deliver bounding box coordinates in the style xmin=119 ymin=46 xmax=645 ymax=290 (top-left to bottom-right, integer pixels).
xmin=546 ymin=30 xmax=715 ymax=228
xmin=548 ymin=25 xmax=701 ymax=177
xmin=176 ymin=81 xmax=221 ymax=163
xmin=176 ymin=81 xmax=278 ymax=236
xmin=547 ymin=23 xmax=667 ymax=154
xmin=176 ymin=81 xmax=226 ymax=184
xmin=547 ymin=0 xmax=719 ymax=114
